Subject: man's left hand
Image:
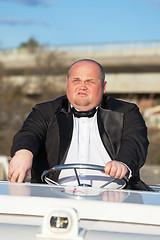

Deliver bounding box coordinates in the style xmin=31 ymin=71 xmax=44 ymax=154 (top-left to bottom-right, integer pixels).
xmin=104 ymin=161 xmax=128 ymax=179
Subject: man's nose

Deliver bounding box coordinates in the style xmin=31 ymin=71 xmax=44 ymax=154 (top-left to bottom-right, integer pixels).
xmin=79 ymin=82 xmax=87 ymax=90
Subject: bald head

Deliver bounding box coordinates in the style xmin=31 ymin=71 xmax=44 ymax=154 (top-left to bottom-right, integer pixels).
xmin=67 ymin=59 xmax=105 ymax=84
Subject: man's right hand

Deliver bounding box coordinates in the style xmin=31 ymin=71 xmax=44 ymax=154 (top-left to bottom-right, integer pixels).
xmin=8 ymin=149 xmax=33 ymax=183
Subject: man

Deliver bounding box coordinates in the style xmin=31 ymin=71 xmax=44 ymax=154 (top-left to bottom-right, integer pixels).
xmin=8 ymin=59 xmax=150 ymax=190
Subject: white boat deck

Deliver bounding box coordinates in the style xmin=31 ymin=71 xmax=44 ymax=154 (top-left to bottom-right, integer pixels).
xmin=0 ymin=181 xmax=160 ymax=240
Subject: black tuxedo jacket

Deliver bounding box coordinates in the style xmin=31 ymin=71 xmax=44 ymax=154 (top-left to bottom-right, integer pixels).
xmin=11 ymin=95 xmax=149 ymax=189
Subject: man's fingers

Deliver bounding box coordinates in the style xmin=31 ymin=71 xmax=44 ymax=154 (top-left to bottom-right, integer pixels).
xmin=9 ymin=172 xmax=19 ymax=183
xmin=8 ymin=150 xmax=33 ymax=183
xmin=104 ymin=161 xmax=128 ymax=179
xmin=104 ymin=162 xmax=112 ymax=176
xmin=109 ymin=165 xmax=118 ymax=177
xmin=8 ymin=171 xmax=12 ymax=181
xmin=8 ymin=168 xmax=15 ymax=181
xmin=17 ymin=173 xmax=26 ymax=183
xmin=114 ymin=166 xmax=122 ymax=179
xmin=119 ymin=168 xmax=128 ymax=179
xmin=8 ymin=167 xmax=26 ymax=183
xmin=24 ymin=169 xmax=31 ymax=182
xmin=104 ymin=162 xmax=118 ymax=177
xmin=8 ymin=162 xmax=14 ymax=180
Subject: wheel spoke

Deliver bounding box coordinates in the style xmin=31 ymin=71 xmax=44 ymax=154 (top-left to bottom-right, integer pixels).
xmin=100 ymin=178 xmax=116 ymax=188
xmin=74 ymin=168 xmax=81 ymax=186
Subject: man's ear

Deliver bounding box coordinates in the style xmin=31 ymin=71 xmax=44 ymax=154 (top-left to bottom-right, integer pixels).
xmin=103 ymin=81 xmax=107 ymax=93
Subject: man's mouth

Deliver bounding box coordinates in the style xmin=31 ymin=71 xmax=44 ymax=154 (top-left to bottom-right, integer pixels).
xmin=77 ymin=92 xmax=88 ymax=96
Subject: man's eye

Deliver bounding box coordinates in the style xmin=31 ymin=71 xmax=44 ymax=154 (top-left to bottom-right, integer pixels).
xmin=86 ymin=80 xmax=94 ymax=84
xmin=73 ymin=79 xmax=79 ymax=83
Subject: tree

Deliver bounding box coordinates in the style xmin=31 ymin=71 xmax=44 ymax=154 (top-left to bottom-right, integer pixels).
xmin=19 ymin=37 xmax=39 ymax=53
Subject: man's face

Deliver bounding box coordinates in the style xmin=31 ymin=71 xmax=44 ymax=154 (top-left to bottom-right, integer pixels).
xmin=66 ymin=61 xmax=106 ymax=111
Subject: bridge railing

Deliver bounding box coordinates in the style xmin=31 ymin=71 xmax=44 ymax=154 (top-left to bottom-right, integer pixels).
xmin=48 ymin=41 xmax=160 ymax=52
xmin=1 ymin=41 xmax=160 ymax=55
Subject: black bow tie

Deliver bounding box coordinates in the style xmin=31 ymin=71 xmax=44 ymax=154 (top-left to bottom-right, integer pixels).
xmin=71 ymin=107 xmax=97 ymax=118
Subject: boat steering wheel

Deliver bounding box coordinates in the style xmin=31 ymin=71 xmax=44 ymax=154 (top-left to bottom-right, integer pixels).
xmin=41 ymin=163 xmax=128 ymax=189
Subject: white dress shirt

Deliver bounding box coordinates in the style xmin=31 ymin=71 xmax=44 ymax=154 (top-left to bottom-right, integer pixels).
xmin=58 ymin=112 xmax=126 ymax=188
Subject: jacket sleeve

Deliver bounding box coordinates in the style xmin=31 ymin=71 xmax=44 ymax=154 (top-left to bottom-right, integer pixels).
xmin=11 ymin=103 xmax=53 ymax=157
xmin=115 ymin=104 xmax=149 ymax=175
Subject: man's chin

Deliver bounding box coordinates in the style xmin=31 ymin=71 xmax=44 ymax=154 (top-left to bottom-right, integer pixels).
xmin=74 ymin=101 xmax=91 ymax=110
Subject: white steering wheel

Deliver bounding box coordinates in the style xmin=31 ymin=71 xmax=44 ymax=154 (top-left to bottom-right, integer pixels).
xmin=41 ymin=163 xmax=128 ymax=189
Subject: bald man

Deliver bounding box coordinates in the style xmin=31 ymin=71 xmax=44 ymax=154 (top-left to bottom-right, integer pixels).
xmin=8 ymin=59 xmax=150 ymax=190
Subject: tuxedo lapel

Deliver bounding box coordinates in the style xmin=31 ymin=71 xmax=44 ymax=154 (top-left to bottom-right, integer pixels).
xmin=97 ymin=107 xmax=124 ymax=159
xmin=56 ymin=109 xmax=73 ymax=164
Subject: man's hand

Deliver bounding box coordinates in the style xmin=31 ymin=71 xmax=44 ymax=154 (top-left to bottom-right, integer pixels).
xmin=104 ymin=160 xmax=128 ymax=179
xmin=8 ymin=149 xmax=33 ymax=183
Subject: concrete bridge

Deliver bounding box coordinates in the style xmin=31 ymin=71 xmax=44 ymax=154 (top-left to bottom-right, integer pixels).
xmin=51 ymin=41 xmax=160 ymax=95
xmin=0 ymin=41 xmax=160 ymax=95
